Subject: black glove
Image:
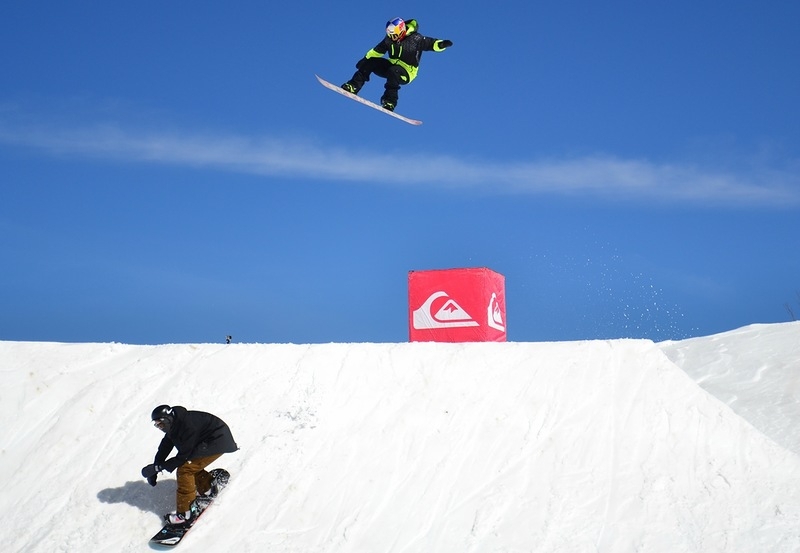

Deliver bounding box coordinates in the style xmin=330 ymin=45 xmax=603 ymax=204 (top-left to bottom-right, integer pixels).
xmin=438 ymin=39 xmax=453 ymax=49
xmin=141 ymin=463 xmax=161 ymax=478
xmin=146 ymin=474 xmax=157 ymax=487
xmin=355 ymin=57 xmax=368 ymax=70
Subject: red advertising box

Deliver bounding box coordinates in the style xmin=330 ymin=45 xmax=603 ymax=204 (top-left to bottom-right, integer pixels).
xmin=408 ymin=267 xmax=507 ymax=342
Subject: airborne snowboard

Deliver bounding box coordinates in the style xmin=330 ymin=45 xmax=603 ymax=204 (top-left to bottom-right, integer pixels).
xmin=149 ymin=468 xmax=230 ymax=548
xmin=316 ymin=75 xmax=422 ymax=126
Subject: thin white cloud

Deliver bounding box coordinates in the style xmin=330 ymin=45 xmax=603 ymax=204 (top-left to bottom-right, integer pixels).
xmin=1 ymin=122 xmax=798 ymax=207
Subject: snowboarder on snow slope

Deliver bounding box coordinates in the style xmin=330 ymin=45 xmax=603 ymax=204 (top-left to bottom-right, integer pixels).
xmin=141 ymin=405 xmax=238 ymax=526
xmin=341 ymin=17 xmax=452 ymax=112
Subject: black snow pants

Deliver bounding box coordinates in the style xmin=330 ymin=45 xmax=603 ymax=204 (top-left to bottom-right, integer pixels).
xmin=348 ymin=58 xmax=410 ymax=105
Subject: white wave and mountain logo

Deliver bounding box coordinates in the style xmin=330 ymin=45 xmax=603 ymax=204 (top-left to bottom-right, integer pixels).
xmin=413 ymin=291 xmax=504 ymax=331
xmin=488 ymin=293 xmax=505 ymax=332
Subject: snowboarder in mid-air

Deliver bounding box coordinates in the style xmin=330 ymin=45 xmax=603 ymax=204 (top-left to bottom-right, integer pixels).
xmin=141 ymin=405 xmax=238 ymax=526
xmin=341 ymin=17 xmax=452 ymax=112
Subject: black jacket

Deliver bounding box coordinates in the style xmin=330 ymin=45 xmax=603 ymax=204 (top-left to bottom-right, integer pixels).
xmin=154 ymin=406 xmax=238 ymax=472
xmin=365 ymin=19 xmax=448 ymax=82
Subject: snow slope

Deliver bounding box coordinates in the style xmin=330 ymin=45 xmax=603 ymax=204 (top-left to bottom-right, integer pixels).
xmin=2 ymin=322 xmax=799 ymax=552
xmin=661 ymin=322 xmax=800 ymax=456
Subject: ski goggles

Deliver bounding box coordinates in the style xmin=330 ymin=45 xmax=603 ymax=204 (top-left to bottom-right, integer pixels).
xmin=153 ymin=418 xmax=171 ymax=431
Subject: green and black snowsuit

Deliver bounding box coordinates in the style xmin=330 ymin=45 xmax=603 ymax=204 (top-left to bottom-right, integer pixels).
xmin=345 ymin=19 xmax=451 ymax=108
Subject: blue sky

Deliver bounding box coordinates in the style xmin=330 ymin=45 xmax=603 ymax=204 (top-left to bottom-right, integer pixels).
xmin=1 ymin=2 xmax=799 ymax=344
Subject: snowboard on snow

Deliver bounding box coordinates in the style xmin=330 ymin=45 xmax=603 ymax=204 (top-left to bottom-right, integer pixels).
xmin=316 ymin=75 xmax=422 ymax=126
xmin=149 ymin=468 xmax=230 ymax=548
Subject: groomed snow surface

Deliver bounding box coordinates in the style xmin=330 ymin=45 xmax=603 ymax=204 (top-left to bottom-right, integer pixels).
xmin=2 ymin=322 xmax=800 ymax=552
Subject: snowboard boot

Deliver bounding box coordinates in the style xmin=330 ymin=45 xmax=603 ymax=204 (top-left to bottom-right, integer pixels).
xmin=165 ymin=509 xmax=194 ymax=526
xmin=380 ymin=99 xmax=396 ymax=112
xmin=341 ymin=82 xmax=358 ymax=94
xmin=193 ymin=490 xmax=215 ymax=510
xmin=165 ymin=499 xmax=203 ymax=526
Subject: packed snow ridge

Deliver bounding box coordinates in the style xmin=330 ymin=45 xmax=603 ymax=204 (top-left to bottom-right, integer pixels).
xmin=2 ymin=322 xmax=799 ymax=552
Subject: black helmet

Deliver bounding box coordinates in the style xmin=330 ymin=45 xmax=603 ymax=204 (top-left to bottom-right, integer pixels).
xmin=151 ymin=404 xmax=175 ymax=432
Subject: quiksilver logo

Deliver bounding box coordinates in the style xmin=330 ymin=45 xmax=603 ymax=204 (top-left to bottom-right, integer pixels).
xmin=412 ymin=291 xmax=479 ymax=329
xmin=487 ymin=293 xmax=505 ymax=332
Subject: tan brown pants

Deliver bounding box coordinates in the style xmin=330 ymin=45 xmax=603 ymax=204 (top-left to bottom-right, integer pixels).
xmin=175 ymin=454 xmax=222 ymax=512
